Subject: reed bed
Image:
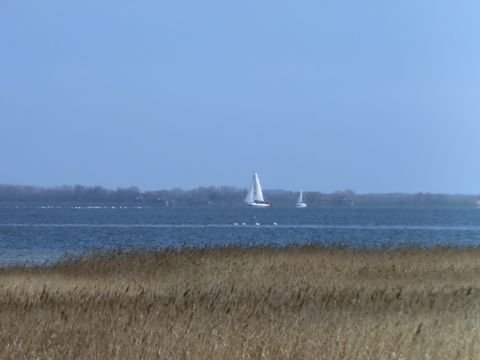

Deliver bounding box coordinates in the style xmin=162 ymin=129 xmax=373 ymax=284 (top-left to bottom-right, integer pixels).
xmin=1 ymin=247 xmax=480 ymax=359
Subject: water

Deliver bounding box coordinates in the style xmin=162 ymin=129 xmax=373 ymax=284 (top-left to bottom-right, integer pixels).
xmin=1 ymin=205 xmax=480 ymax=266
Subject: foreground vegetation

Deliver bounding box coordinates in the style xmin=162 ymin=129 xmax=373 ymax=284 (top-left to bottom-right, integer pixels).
xmin=1 ymin=247 xmax=480 ymax=359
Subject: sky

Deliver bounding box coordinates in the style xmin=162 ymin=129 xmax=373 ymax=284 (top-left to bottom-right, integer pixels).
xmin=1 ymin=0 xmax=480 ymax=194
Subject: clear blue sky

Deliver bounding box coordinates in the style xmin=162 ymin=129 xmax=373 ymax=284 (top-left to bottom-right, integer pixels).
xmin=1 ymin=1 xmax=479 ymax=193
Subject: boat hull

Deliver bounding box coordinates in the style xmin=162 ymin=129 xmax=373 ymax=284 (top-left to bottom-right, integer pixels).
xmin=247 ymin=202 xmax=272 ymax=208
xmin=296 ymin=203 xmax=307 ymax=208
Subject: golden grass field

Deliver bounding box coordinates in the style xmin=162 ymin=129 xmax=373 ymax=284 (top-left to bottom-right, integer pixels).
xmin=1 ymin=247 xmax=480 ymax=359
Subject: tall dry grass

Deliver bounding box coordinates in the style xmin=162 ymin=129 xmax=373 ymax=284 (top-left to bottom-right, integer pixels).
xmin=1 ymin=247 xmax=480 ymax=359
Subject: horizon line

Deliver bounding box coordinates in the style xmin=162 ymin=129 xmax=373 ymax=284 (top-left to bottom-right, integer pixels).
xmin=0 ymin=183 xmax=478 ymax=197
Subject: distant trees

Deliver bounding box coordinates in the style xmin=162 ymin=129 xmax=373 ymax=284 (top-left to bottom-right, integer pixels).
xmin=0 ymin=184 xmax=477 ymax=207
xmin=144 ymin=186 xmax=245 ymax=207
xmin=0 ymin=185 xmax=141 ymax=203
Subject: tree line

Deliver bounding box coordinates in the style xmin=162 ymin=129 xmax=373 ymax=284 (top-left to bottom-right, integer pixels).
xmin=0 ymin=184 xmax=477 ymax=207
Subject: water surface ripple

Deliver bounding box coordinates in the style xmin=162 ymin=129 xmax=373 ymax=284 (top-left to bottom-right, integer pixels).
xmin=1 ymin=206 xmax=480 ymax=266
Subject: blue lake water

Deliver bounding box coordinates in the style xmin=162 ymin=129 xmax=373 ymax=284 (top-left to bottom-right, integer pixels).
xmin=1 ymin=205 xmax=480 ymax=266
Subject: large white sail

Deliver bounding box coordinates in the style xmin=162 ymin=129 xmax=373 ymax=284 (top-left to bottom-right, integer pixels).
xmin=252 ymin=173 xmax=265 ymax=202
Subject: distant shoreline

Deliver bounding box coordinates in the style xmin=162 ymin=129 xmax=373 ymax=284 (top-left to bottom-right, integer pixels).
xmin=0 ymin=183 xmax=478 ymax=207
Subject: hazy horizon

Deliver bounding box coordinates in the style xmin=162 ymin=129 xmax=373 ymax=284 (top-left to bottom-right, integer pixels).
xmin=2 ymin=1 xmax=479 ymax=194
xmin=2 ymin=182 xmax=480 ymax=197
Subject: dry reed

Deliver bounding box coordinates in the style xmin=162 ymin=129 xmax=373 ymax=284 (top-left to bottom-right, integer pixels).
xmin=1 ymin=246 xmax=480 ymax=359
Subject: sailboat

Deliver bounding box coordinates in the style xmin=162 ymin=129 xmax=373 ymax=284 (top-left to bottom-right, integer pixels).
xmin=245 ymin=172 xmax=271 ymax=207
xmin=296 ymin=190 xmax=307 ymax=208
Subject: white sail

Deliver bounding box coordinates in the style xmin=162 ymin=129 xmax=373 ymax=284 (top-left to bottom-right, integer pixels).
xmin=296 ymin=190 xmax=307 ymax=208
xmin=297 ymin=190 xmax=303 ymax=204
xmin=252 ymin=173 xmax=265 ymax=202
xmin=245 ymin=182 xmax=255 ymax=204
